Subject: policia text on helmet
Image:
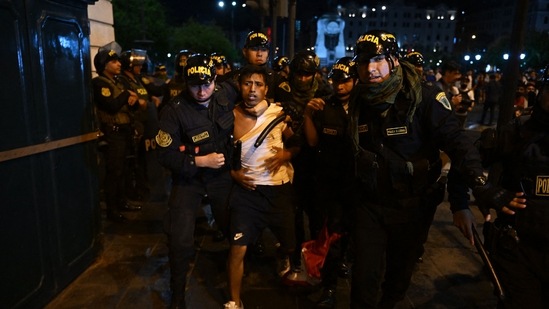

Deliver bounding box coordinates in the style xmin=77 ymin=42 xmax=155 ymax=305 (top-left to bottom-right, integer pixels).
xmin=353 ymin=30 xmax=399 ymax=78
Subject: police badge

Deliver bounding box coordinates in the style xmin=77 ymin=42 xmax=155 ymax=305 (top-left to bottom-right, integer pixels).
xmin=101 ymin=87 xmax=111 ymax=97
xmin=156 ymin=130 xmax=173 ymax=147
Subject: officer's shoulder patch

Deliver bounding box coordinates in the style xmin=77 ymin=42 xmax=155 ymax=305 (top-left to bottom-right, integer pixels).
xmin=436 ymin=92 xmax=452 ymax=111
xmin=155 ymin=129 xmax=173 ymax=147
xmin=101 ymin=87 xmax=111 ymax=97
xmin=141 ymin=77 xmax=151 ymax=85
xmin=278 ymin=81 xmax=291 ymax=93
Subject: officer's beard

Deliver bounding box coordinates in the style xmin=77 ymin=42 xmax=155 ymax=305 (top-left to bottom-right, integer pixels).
xmin=353 ymin=65 xmax=403 ymax=107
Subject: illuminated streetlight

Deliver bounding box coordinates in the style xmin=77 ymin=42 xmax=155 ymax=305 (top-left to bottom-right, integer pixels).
xmin=464 ymin=55 xmax=470 ymax=61
xmin=218 ymin=1 xmax=237 ymax=47
xmin=475 ymin=54 xmax=481 ymax=61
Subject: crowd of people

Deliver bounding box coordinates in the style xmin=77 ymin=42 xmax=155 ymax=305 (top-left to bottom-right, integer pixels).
xmin=91 ymin=29 xmax=548 ymax=309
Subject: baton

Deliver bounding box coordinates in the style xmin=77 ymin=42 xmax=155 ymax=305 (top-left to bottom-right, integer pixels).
xmin=472 ymin=225 xmax=505 ymax=301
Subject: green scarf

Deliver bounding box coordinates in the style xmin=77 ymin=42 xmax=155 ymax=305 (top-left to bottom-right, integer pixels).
xmin=352 ymin=61 xmax=423 ymax=123
xmin=292 ymin=77 xmax=319 ymax=106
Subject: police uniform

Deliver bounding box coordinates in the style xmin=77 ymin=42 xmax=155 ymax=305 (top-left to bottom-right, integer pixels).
xmin=118 ymin=72 xmax=163 ymax=200
xmin=156 ymin=81 xmax=236 ymax=306
xmin=349 ymin=76 xmax=485 ymax=308
xmin=481 ymin=103 xmax=549 ymax=309
xmin=92 ymin=74 xmax=136 ymax=221
xmin=310 ymin=94 xmax=357 ymax=294
xmin=160 ymin=75 xmax=186 ymax=111
xmin=274 ymin=52 xmax=335 ymax=275
xmin=159 ymin=49 xmax=192 ymax=112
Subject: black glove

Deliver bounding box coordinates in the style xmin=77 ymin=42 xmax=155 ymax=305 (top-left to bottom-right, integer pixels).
xmin=280 ymin=101 xmax=302 ymax=122
xmin=472 ymin=178 xmax=515 ymax=213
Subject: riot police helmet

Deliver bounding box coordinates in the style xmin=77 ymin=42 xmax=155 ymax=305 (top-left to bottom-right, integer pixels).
xmin=94 ymin=49 xmax=119 ymax=74
xmin=328 ymin=57 xmax=357 ymax=82
xmin=354 ymin=30 xmax=399 ymax=64
xmin=184 ymin=54 xmax=216 ymax=86
xmin=120 ymin=49 xmax=147 ymax=71
xmin=404 ymin=51 xmax=425 ymax=67
xmin=272 ymin=56 xmax=290 ymax=72
xmin=290 ymin=50 xmax=320 ymax=75
xmin=175 ymin=49 xmax=194 ymax=76
xmin=211 ymin=52 xmax=228 ymax=67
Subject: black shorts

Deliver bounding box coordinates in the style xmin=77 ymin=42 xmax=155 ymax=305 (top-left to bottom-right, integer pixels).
xmin=228 ymin=182 xmax=296 ymax=251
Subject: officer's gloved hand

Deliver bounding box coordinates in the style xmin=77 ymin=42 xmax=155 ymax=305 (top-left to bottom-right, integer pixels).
xmin=472 ymin=176 xmax=526 ymax=215
xmin=280 ymin=101 xmax=302 ymax=122
xmin=453 ymin=209 xmax=476 ymax=246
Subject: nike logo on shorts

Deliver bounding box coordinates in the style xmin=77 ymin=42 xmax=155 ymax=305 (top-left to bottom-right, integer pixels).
xmin=234 ymin=233 xmax=243 ymax=240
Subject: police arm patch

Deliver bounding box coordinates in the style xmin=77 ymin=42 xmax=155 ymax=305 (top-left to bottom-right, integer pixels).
xmin=155 ymin=130 xmax=173 ymax=147
xmin=101 ymin=87 xmax=111 ymax=97
xmin=436 ymin=92 xmax=452 ymax=111
xmin=278 ymin=81 xmax=291 ymax=93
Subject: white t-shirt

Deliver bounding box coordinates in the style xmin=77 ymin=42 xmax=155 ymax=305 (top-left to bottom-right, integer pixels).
xmin=238 ymin=104 xmax=293 ymax=185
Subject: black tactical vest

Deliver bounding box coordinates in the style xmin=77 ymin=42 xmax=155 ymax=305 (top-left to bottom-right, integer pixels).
xmin=513 ymin=130 xmax=549 ymax=245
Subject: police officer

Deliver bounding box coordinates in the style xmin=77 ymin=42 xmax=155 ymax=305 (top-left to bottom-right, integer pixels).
xmin=277 ymin=51 xmax=333 ymax=282
xmin=276 ymin=50 xmax=332 ymax=109
xmin=92 ymin=49 xmax=142 ymax=222
xmin=403 ymin=51 xmax=425 ymax=79
xmin=272 ymin=55 xmax=290 ymax=80
xmin=348 ymin=30 xmax=523 ymax=309
xmin=119 ymin=49 xmax=164 ymax=203
xmin=302 ymin=57 xmax=357 ymax=308
xmin=402 ymin=51 xmax=450 ymax=263
xmin=477 ymin=66 xmax=549 ymax=309
xmin=155 ymin=54 xmax=233 ymax=309
xmin=211 ymin=52 xmax=231 ymax=77
xmin=159 ymin=49 xmax=193 ymax=112
xmin=224 ymin=31 xmax=281 ymax=102
xmin=156 ymin=54 xmax=268 ymax=309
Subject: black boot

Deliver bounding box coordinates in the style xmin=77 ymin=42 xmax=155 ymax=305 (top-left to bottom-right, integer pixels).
xmin=168 ymin=249 xmax=191 ymax=309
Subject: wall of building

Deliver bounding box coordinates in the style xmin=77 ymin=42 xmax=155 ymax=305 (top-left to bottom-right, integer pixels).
xmin=336 ymin=2 xmax=457 ymax=55
xmin=88 ymin=0 xmax=116 ymax=75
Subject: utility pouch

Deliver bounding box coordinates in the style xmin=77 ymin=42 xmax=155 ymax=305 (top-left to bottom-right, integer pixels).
xmin=487 ymin=220 xmax=519 ymax=256
xmin=499 ymin=224 xmax=520 ymax=252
